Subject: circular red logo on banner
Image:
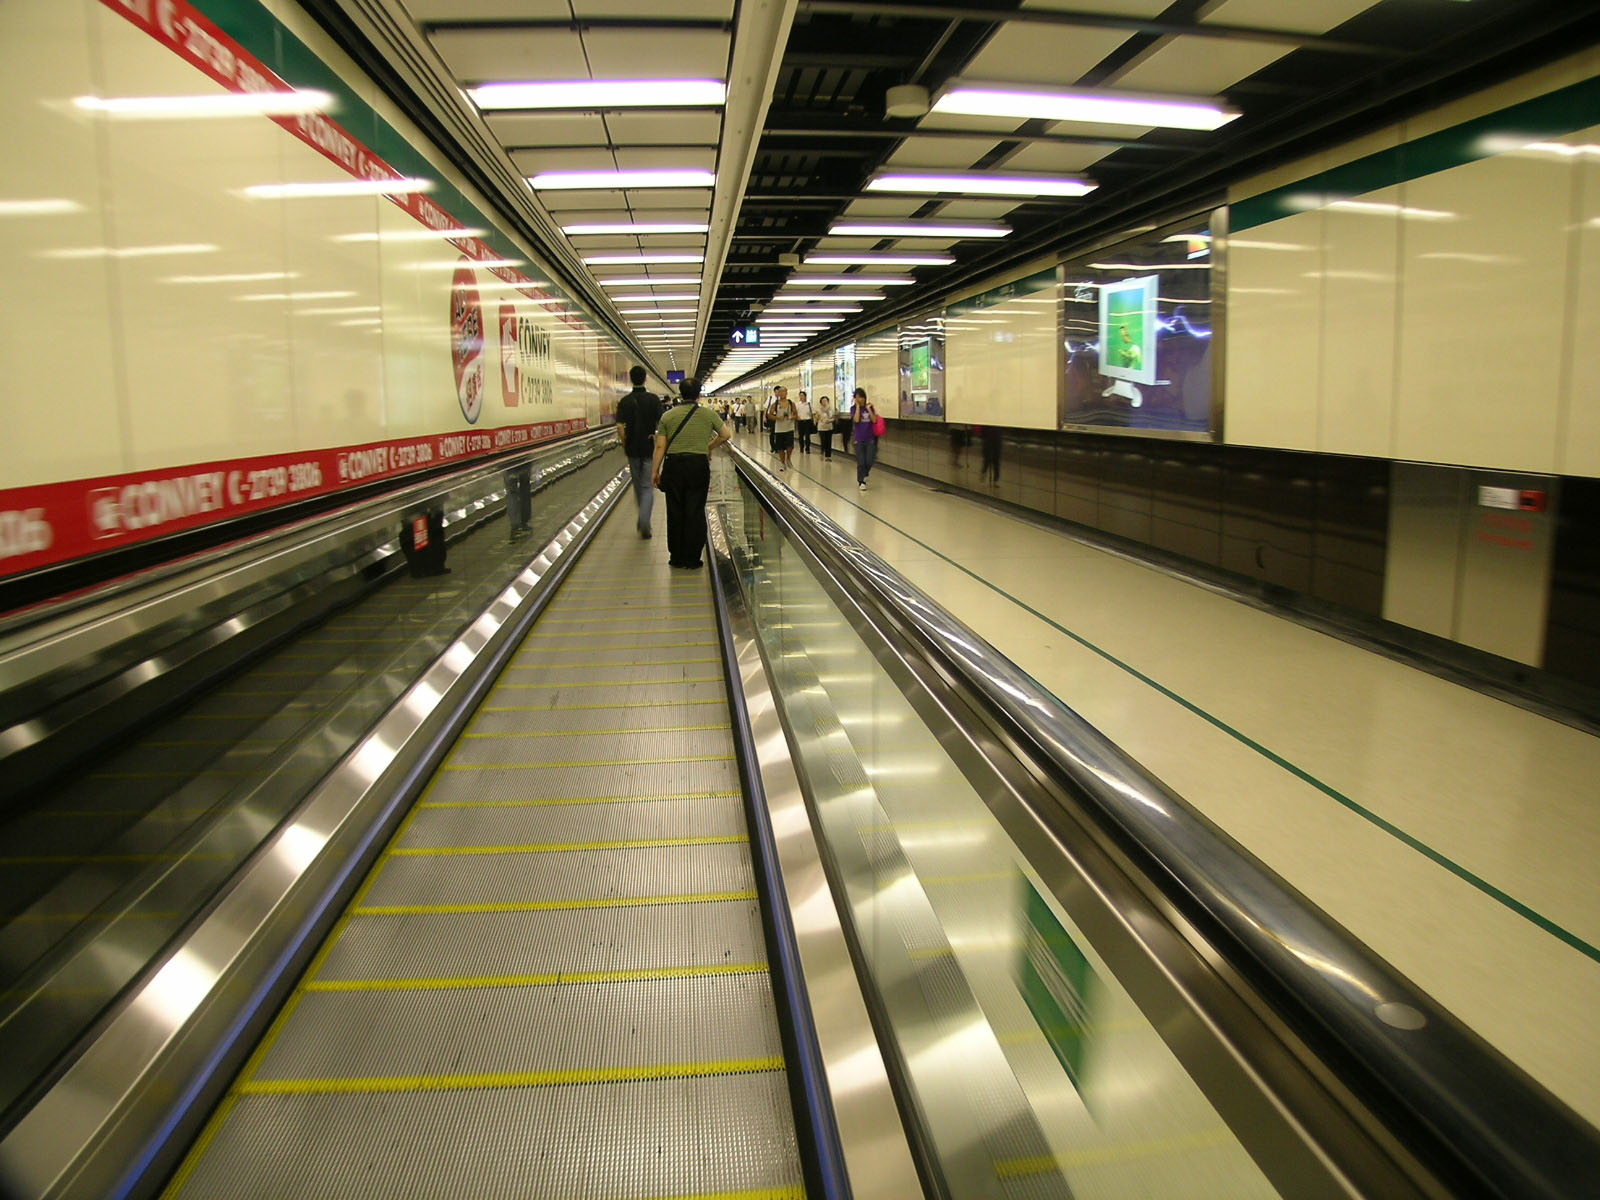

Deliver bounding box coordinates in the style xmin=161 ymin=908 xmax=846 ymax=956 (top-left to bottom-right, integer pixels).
xmin=499 ymin=303 xmax=519 ymax=407
xmin=451 ymin=260 xmax=485 ymax=423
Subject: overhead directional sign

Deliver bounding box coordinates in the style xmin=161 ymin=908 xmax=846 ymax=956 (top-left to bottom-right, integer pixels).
xmin=728 ymin=325 xmax=760 ymax=347
xmin=666 ymin=370 xmax=685 ymax=384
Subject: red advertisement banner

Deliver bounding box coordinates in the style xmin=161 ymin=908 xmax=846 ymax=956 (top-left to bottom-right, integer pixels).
xmin=0 ymin=421 xmax=587 ymax=581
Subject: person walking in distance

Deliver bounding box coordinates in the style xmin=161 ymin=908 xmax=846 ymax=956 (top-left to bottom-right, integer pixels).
xmin=850 ymin=386 xmax=879 ymax=491
xmin=651 ymin=377 xmax=730 ymax=569
xmin=771 ymin=386 xmax=797 ymax=472
xmin=816 ymin=394 xmax=835 ymax=460
xmin=795 ymin=390 xmax=814 ymax=455
xmin=614 ymin=364 xmax=662 ymax=538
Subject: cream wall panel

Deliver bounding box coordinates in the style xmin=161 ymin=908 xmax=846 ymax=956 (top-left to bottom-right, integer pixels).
xmin=855 ymin=333 xmax=897 ymax=412
xmin=377 ymin=201 xmax=443 ymax=438
xmin=1317 ymin=186 xmax=1400 ymax=458
xmin=96 ymin=8 xmax=294 ymax=468
xmin=1561 ymin=131 xmax=1600 ymax=477
xmin=946 ymin=288 xmax=1056 ymax=429
xmin=1 ymin=0 xmax=123 ymax=488
xmin=277 ymin=144 xmax=387 ymax=452
xmin=1392 ymin=153 xmax=1573 ymax=472
xmin=1223 ymin=211 xmax=1322 ymax=449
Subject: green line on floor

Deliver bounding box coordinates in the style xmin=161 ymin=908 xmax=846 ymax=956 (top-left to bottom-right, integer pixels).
xmin=804 ymin=469 xmax=1600 ymax=965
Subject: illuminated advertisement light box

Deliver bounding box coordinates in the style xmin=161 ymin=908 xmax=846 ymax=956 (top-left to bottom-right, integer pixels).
xmin=1098 ymin=274 xmax=1158 ymax=387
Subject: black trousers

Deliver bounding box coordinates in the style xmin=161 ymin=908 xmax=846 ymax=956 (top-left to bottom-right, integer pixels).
xmin=660 ymin=454 xmax=711 ymax=567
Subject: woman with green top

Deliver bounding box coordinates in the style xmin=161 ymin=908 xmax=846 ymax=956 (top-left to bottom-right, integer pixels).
xmin=651 ymin=378 xmax=731 ymax=569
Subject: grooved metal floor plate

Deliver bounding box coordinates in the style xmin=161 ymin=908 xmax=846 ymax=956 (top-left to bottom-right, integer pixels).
xmin=166 ymin=506 xmax=803 ymax=1200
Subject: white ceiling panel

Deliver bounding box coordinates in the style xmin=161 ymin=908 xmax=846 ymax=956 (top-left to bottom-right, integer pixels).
xmin=430 ymin=28 xmax=587 ymax=83
xmin=581 ymin=28 xmax=732 ymax=81
xmin=512 ymin=146 xmax=617 ymax=174
xmin=612 ymin=146 xmax=718 ymax=171
xmin=932 ymin=199 xmax=1021 ymax=219
xmin=536 ymin=191 xmax=631 ymax=211
xmin=1020 ymin=0 xmax=1167 ymax=12
xmin=1000 ymin=141 xmax=1111 ymax=173
xmin=574 ymin=0 xmax=735 ymax=17
xmin=918 ymin=112 xmax=1029 ymax=135
xmin=404 ymin=0 xmax=569 ymax=17
xmin=1202 ymin=0 xmax=1379 ymax=35
xmin=1042 ymin=118 xmax=1155 ymax=139
xmin=891 ymin=238 xmax=961 ymax=250
xmin=624 ymin=189 xmax=718 ymax=208
xmin=604 ymin=111 xmax=724 ymax=146
xmin=635 ymin=234 xmax=709 ymax=248
xmin=486 ymin=112 xmax=609 ymax=147
xmin=1113 ymin=35 xmax=1286 ymax=93
xmin=564 ymin=208 xmax=710 ymax=226
xmin=961 ymin=24 xmax=1133 ymax=87
xmin=885 ymin=137 xmax=1001 ymax=169
xmin=841 ymin=198 xmax=928 ymax=217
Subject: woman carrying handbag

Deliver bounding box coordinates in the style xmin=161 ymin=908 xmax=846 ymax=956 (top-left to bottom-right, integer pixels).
xmin=850 ymin=386 xmax=880 ymax=491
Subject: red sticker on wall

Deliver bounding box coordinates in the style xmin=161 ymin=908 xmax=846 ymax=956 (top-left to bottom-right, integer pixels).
xmin=412 ymin=514 xmax=430 ymax=550
xmin=451 ymin=260 xmax=484 ymax=423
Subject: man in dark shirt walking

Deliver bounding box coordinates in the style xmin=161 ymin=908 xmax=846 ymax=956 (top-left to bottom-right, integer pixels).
xmin=614 ymin=365 xmax=662 ymax=538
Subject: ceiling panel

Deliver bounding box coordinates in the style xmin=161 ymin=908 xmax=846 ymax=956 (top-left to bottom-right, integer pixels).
xmin=884 ymin=136 xmax=1001 ymax=169
xmin=536 ymin=191 xmax=631 ymax=211
xmin=918 ymin=112 xmax=1029 ymax=135
xmin=1202 ymin=0 xmax=1379 ymax=35
xmin=1000 ymin=142 xmax=1112 ymax=174
xmin=1020 ymin=0 xmax=1167 ymax=10
xmin=625 ymin=188 xmax=719 ymax=208
xmin=635 ymin=234 xmax=709 ymax=248
xmin=604 ymin=111 xmax=724 ymax=146
xmin=1113 ymin=35 xmax=1287 ymax=94
xmin=580 ymin=29 xmax=732 ymax=81
xmin=934 ymin=199 xmax=1027 ymax=219
xmin=429 ymin=28 xmax=587 ymax=83
xmin=840 ymin=198 xmax=927 ymax=217
xmin=960 ymin=24 xmax=1133 ymax=87
xmin=512 ymin=146 xmax=618 ymax=174
xmin=403 ymin=0 xmax=569 ymax=18
xmin=575 ymin=0 xmax=735 ymax=16
xmin=612 ymin=146 xmax=718 ymax=170
xmin=486 ymin=113 xmax=610 ymax=148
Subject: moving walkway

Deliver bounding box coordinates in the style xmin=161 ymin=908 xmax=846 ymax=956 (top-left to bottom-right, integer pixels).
xmin=0 ymin=438 xmax=1595 ymax=1199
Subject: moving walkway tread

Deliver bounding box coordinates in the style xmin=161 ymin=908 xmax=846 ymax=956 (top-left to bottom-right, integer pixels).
xmin=161 ymin=505 xmax=806 ymax=1200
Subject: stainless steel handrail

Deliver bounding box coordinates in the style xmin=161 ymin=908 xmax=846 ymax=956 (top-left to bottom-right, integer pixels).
xmin=0 ymin=469 xmax=627 ymax=1199
xmin=0 ymin=429 xmax=613 ymax=689
xmin=729 ymin=446 xmax=1600 ymax=1200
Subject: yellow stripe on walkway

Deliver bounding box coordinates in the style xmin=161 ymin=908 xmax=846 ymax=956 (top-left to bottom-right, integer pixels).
xmin=504 ymin=658 xmax=718 ymax=670
xmin=352 ymin=890 xmax=756 ymax=916
xmin=489 ymin=677 xmax=723 ymax=691
xmin=305 ymin=961 xmax=768 ymax=992
xmin=421 ymin=789 xmax=741 ymax=809
xmin=459 ymin=724 xmax=730 ymax=741
xmin=480 ymin=698 xmax=726 ymax=713
xmin=442 ymin=754 xmax=733 ymax=770
xmin=239 ymin=1057 xmax=785 ymax=1096
xmin=390 ymin=835 xmax=747 ymax=856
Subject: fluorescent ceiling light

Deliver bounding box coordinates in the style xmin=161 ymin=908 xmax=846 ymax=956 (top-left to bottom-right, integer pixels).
xmin=599 ymin=275 xmax=700 ymax=287
xmin=245 ymin=178 xmax=433 ymax=199
xmin=333 ymin=228 xmax=486 ymax=243
xmin=470 ymin=80 xmax=726 ymax=110
xmin=1325 ymin=199 xmax=1458 ymax=222
xmin=830 ymin=219 xmax=1010 ymax=239
xmin=530 ymin=169 xmax=715 ymax=190
xmin=165 ymin=271 xmax=298 ymax=284
xmin=932 ymin=81 xmax=1238 ymax=131
xmin=562 ymin=222 xmax=710 ymax=235
xmin=786 ymin=275 xmax=913 ymax=286
xmin=613 ymin=294 xmax=700 ymax=303
xmin=74 ymin=90 xmax=332 ymax=120
xmin=763 ymin=305 xmax=862 ymax=314
xmin=775 ymin=292 xmax=886 ymax=303
xmin=584 ymin=253 xmax=705 ymax=265
xmin=43 ymin=242 xmax=218 ymax=259
xmin=0 ymin=198 xmax=84 ymax=216
xmin=804 ymin=253 xmax=954 ymax=266
xmin=867 ymin=170 xmax=1093 ymax=198
xmin=758 ymin=318 xmax=843 ymax=325
xmin=622 ymin=306 xmax=698 ymax=314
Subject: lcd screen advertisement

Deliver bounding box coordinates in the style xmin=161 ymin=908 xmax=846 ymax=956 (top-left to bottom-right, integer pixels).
xmin=1059 ymin=218 xmax=1216 ymax=438
xmin=898 ymin=315 xmax=946 ymax=420
xmin=834 ymin=343 xmax=856 ymax=407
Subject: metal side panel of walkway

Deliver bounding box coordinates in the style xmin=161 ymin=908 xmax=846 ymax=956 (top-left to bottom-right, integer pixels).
xmin=161 ymin=508 xmax=805 ymax=1200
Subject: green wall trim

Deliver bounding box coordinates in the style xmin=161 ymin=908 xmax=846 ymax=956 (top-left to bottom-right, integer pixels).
xmin=1233 ymin=72 xmax=1600 ymax=231
xmin=948 ymin=267 xmax=1057 ymax=316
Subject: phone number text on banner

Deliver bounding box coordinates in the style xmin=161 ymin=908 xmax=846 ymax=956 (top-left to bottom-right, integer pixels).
xmin=0 ymin=420 xmax=586 ymax=580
